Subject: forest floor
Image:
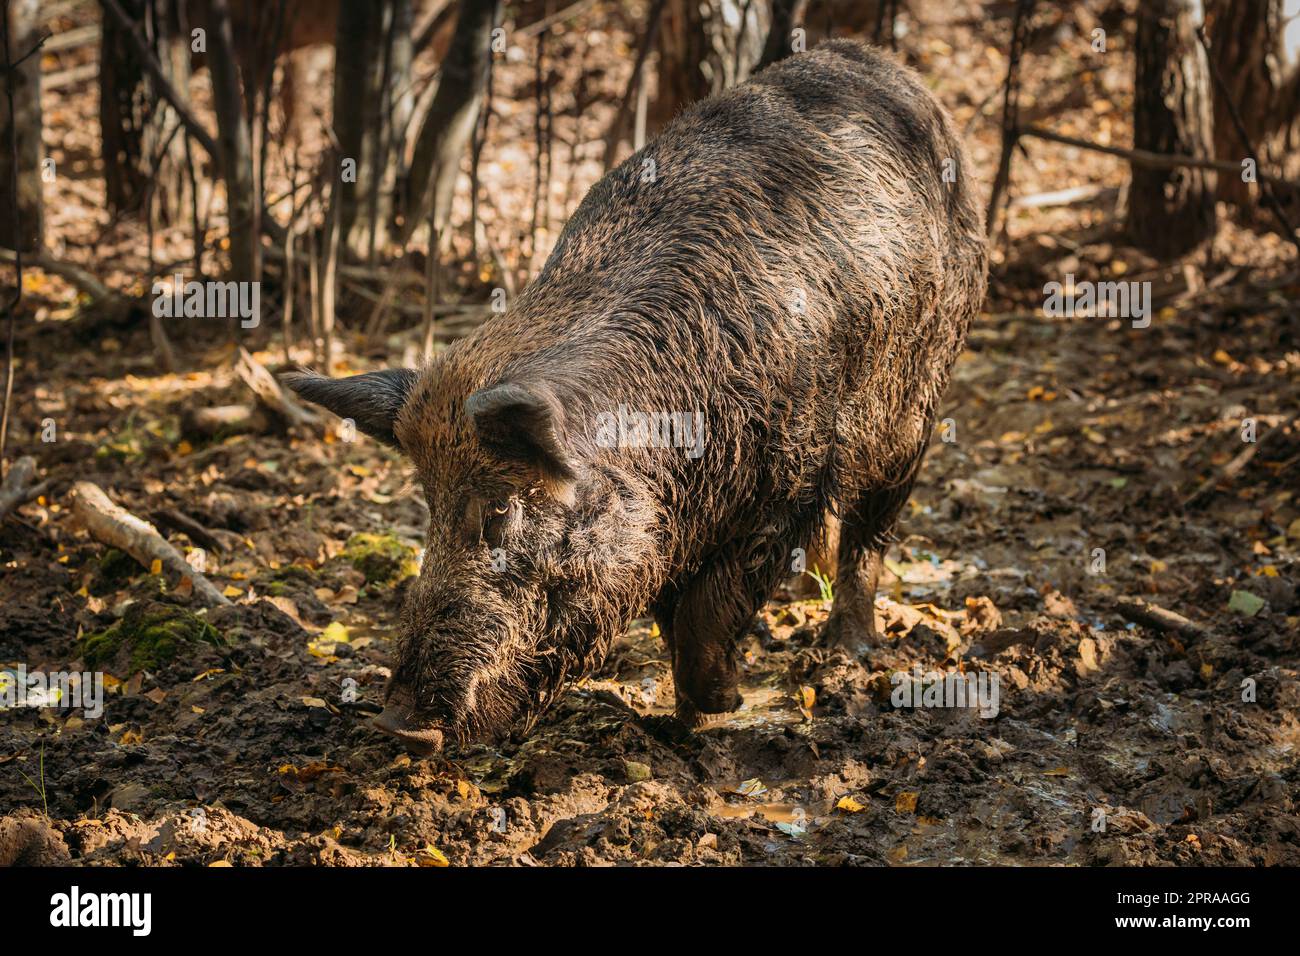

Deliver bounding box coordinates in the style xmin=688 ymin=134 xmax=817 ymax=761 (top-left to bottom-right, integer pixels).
xmin=1 ymin=1 xmax=1298 ymax=866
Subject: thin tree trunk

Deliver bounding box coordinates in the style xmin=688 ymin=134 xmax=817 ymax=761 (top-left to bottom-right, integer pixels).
xmin=0 ymin=0 xmax=41 ymax=252
xmin=1127 ymin=0 xmax=1217 ymax=256
xmin=1206 ymin=0 xmax=1300 ymax=215
xmin=403 ymin=0 xmax=501 ymax=248
xmin=758 ymin=0 xmax=807 ymax=70
xmin=205 ymin=0 xmax=261 ymax=281
xmin=333 ymin=0 xmax=413 ymax=261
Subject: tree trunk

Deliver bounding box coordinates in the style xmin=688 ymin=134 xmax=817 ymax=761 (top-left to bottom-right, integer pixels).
xmin=403 ymin=0 xmax=500 ymax=248
xmin=1126 ymin=0 xmax=1217 ymax=257
xmin=650 ymin=0 xmax=768 ymax=128
xmin=1206 ymin=0 xmax=1300 ymax=217
xmin=0 ymin=0 xmax=43 ymax=252
xmin=205 ymin=0 xmax=261 ymax=281
xmin=333 ymin=0 xmax=413 ymax=262
xmin=99 ymin=0 xmax=190 ymax=223
xmin=758 ymin=0 xmax=808 ymax=70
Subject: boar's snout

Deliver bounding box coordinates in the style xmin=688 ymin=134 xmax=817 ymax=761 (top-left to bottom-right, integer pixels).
xmin=372 ymin=684 xmax=445 ymax=755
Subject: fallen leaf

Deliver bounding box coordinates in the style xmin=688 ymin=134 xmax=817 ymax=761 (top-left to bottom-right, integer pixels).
xmin=416 ymin=846 xmax=450 ymax=867
xmin=1228 ymin=590 xmax=1265 ymax=617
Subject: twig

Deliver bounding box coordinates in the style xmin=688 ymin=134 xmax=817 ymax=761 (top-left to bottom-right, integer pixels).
xmin=1115 ymin=597 xmax=1211 ymax=642
xmin=150 ymin=507 xmax=226 ymax=554
xmin=1019 ymin=125 xmax=1300 ymax=191
xmin=1184 ymin=414 xmax=1298 ymax=507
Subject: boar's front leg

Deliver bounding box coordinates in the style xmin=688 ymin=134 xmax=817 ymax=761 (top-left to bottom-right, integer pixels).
xmin=658 ymin=549 xmax=780 ymax=728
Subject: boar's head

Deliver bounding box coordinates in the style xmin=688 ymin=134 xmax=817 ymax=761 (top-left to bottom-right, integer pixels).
xmin=284 ymin=364 xmax=655 ymax=753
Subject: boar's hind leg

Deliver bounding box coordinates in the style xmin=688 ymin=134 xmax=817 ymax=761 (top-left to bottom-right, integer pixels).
xmin=661 ymin=551 xmax=784 ymax=729
xmin=824 ymin=456 xmax=928 ymax=655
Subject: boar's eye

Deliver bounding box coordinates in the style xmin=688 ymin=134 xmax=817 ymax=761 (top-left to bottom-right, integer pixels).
xmin=482 ymin=497 xmax=519 ymax=544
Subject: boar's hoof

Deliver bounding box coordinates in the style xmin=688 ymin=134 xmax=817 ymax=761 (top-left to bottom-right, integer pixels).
xmin=674 ymin=695 xmax=742 ymax=732
xmin=372 ymin=703 xmax=445 ymax=755
xmin=822 ymin=615 xmax=876 ymax=661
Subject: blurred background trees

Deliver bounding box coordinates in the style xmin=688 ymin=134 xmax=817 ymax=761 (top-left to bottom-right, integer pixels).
xmin=2 ymin=0 xmax=1299 ymax=371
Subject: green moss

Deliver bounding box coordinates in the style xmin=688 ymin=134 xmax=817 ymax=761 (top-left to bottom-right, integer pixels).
xmin=82 ymin=602 xmax=223 ymax=674
xmin=343 ymin=533 xmax=419 ymax=586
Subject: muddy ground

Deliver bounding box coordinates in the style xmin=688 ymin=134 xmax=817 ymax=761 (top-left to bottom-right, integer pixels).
xmin=1 ymin=1 xmax=1298 ymax=866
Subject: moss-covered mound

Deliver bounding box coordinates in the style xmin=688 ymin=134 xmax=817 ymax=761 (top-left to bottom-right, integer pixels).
xmin=82 ymin=602 xmax=224 ymax=674
xmin=342 ymin=533 xmax=419 ymax=586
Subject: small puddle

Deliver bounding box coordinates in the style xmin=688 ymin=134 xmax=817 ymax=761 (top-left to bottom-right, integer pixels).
xmin=712 ymin=801 xmax=807 ymax=824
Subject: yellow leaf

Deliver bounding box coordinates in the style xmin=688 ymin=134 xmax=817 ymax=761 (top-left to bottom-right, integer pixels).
xmin=209 ymin=860 xmax=232 ymax=867
xmin=321 ymin=620 xmax=350 ymax=644
xmin=895 ymin=791 xmax=919 ymax=814
xmin=176 ymin=440 xmax=194 ymax=456
xmin=150 ymin=559 xmax=163 ymax=575
xmin=836 ymin=795 xmax=865 ymax=813
xmin=222 ymin=585 xmax=242 ymax=598
xmin=1200 ymin=663 xmax=1214 ymax=680
xmin=1043 ymin=766 xmax=1069 ymax=776
xmin=416 ymin=846 xmax=450 ymax=867
xmin=798 ymin=686 xmax=816 ymax=710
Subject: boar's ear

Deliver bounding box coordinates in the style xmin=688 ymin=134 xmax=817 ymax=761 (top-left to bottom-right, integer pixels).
xmin=281 ymin=368 xmax=418 ymax=448
xmin=465 ymin=381 xmax=581 ymax=499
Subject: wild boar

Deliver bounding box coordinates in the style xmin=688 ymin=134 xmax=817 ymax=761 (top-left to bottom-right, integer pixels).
xmin=285 ymin=39 xmax=987 ymax=752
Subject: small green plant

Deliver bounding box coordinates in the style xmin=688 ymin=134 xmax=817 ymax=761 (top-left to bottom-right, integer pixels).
xmin=18 ymin=742 xmax=48 ymax=817
xmin=806 ymin=566 xmax=834 ymax=604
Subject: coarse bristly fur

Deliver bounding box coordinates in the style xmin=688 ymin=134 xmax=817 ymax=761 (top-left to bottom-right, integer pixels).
xmin=286 ymin=39 xmax=987 ymax=747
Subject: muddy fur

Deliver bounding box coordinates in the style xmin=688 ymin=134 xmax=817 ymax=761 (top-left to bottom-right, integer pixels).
xmin=287 ymin=39 xmax=987 ymax=745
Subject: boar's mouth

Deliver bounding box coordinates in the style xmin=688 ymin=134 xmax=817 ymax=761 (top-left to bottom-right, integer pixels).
xmin=372 ymin=687 xmax=445 ymax=755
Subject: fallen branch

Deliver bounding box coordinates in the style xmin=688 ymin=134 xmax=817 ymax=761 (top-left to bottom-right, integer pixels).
xmin=150 ymin=508 xmax=226 ymax=554
xmin=0 ymin=247 xmax=128 ymax=308
xmin=73 ymin=482 xmax=230 ymax=608
xmin=0 ymin=456 xmax=47 ymax=520
xmin=235 ymin=347 xmax=320 ymax=428
xmin=1010 ymin=184 xmax=1115 ymax=209
xmin=1115 ymin=597 xmax=1211 ymax=642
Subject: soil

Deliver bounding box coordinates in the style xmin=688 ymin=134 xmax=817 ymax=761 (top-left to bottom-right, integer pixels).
xmin=0 ymin=0 xmax=1297 ymax=866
